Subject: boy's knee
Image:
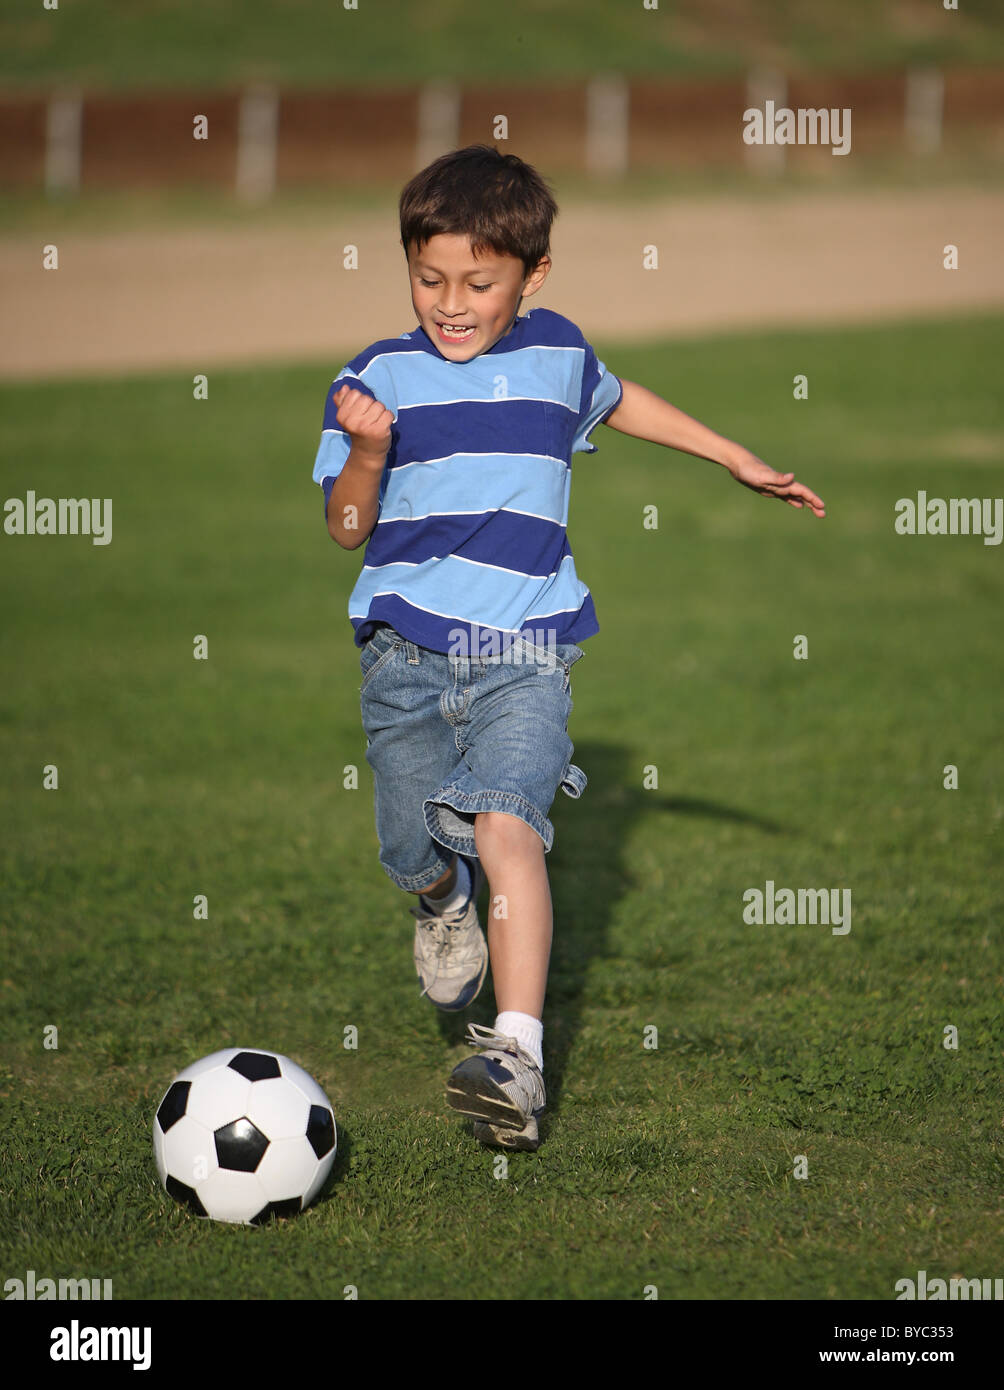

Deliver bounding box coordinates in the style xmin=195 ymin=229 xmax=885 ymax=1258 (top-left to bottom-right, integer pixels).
xmin=474 ymin=811 xmax=542 ymax=856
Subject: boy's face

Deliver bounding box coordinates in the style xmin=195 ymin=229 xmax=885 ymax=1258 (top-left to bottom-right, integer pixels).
xmin=405 ymin=233 xmax=550 ymax=361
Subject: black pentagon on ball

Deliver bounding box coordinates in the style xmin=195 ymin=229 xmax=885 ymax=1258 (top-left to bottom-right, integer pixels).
xmin=250 ymin=1197 xmax=303 ymax=1226
xmin=165 ymin=1174 xmax=208 ymax=1217
xmin=228 ymin=1050 xmax=281 ymax=1081
xmin=215 ymin=1117 xmax=269 ymax=1171
xmin=156 ymin=1081 xmax=191 ymax=1134
xmin=306 ymin=1104 xmax=335 ymax=1159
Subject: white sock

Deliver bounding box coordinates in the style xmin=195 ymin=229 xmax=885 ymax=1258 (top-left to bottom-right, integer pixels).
xmin=495 ymin=1010 xmax=543 ymax=1071
xmin=419 ymin=856 xmax=472 ymax=916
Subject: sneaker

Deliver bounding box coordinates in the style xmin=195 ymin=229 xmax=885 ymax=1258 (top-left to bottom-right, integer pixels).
xmin=446 ymin=1022 xmax=546 ymax=1151
xmin=411 ymin=856 xmax=487 ymax=1011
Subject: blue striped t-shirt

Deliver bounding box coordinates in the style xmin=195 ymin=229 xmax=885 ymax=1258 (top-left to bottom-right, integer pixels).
xmin=312 ymin=306 xmax=623 ymax=653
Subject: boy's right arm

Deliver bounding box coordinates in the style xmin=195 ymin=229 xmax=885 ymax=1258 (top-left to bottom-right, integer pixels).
xmin=326 ymin=385 xmax=394 ymax=550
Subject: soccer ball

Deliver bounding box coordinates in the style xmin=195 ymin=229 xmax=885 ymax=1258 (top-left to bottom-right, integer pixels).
xmin=153 ymin=1048 xmax=337 ymax=1225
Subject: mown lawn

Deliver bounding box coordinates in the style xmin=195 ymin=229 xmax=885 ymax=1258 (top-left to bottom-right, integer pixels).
xmin=3 ymin=0 xmax=1003 ymax=90
xmin=1 ymin=314 xmax=1001 ymax=1299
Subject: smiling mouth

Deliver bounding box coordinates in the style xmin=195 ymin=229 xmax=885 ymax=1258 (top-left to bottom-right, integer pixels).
xmin=437 ymin=323 xmax=476 ymax=341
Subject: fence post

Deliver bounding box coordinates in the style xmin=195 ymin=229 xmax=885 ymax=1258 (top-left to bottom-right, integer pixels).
xmin=416 ymin=82 xmax=461 ymax=169
xmin=586 ymin=74 xmax=629 ymax=176
xmin=745 ymin=67 xmax=787 ymax=175
xmin=45 ymin=91 xmax=82 ymax=197
xmin=236 ymin=85 xmax=279 ymax=202
xmin=905 ymin=68 xmax=944 ymax=154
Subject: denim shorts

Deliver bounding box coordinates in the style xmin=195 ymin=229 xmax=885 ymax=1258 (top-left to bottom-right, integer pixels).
xmin=358 ymin=624 xmax=588 ymax=892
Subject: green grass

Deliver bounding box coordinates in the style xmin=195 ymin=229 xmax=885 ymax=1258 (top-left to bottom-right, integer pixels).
xmin=1 ymin=314 xmax=1002 ymax=1299
xmin=3 ymin=0 xmax=1004 ymax=92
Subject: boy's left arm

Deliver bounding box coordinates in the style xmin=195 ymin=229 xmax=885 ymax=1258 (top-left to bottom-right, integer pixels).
xmin=603 ymin=378 xmax=825 ymax=517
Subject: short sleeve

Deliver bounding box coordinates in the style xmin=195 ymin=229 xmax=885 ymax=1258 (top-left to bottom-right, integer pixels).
xmin=573 ymin=341 xmax=622 ymax=455
xmin=312 ymin=372 xmax=376 ymax=515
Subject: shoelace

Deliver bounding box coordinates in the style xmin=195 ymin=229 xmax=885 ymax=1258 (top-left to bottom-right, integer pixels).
xmin=413 ymin=915 xmax=449 ymax=997
xmin=464 ymin=1022 xmax=539 ymax=1072
xmin=412 ymin=908 xmax=475 ymax=997
xmin=412 ymin=861 xmax=483 ymax=997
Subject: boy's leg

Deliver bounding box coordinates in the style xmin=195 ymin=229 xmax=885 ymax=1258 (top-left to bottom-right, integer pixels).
xmin=473 ymin=811 xmax=551 ymax=1018
xmin=430 ymin=636 xmax=586 ymax=1148
xmin=444 ymin=810 xmax=550 ymax=1151
xmin=359 ymin=629 xmax=488 ymax=1008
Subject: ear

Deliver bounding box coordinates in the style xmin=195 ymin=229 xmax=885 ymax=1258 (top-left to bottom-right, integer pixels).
xmin=522 ymin=255 xmax=552 ymax=299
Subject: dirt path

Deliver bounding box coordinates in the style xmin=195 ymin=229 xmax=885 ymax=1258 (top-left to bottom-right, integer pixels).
xmin=2 ymin=187 xmax=1001 ymax=380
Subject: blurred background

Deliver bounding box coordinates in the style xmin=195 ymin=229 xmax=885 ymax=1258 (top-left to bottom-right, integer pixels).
xmin=2 ymin=0 xmax=1003 ymax=378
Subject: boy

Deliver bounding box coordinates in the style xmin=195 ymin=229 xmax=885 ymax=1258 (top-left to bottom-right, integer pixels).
xmin=313 ymin=145 xmax=824 ymax=1152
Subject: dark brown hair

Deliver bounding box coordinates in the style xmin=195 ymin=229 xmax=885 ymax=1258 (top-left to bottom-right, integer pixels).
xmin=399 ymin=144 xmax=558 ymax=279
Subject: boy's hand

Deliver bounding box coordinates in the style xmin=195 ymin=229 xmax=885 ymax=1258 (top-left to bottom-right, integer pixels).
xmin=333 ymin=384 xmax=394 ymax=462
xmin=726 ymin=448 xmax=825 ymax=517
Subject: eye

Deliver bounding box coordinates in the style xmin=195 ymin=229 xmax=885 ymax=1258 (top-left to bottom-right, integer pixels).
xmin=417 ymin=278 xmax=493 ymax=292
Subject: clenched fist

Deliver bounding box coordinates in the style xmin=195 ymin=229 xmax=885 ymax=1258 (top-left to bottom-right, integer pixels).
xmin=333 ymin=384 xmax=394 ymax=462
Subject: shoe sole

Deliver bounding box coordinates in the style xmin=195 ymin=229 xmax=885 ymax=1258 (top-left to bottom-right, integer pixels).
xmin=445 ymin=1055 xmax=532 ymax=1128
xmin=471 ymin=1120 xmax=539 ymax=1152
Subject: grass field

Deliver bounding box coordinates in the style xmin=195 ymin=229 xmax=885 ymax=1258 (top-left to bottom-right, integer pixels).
xmin=4 ymin=0 xmax=1004 ymax=91
xmin=1 ymin=314 xmax=1002 ymax=1300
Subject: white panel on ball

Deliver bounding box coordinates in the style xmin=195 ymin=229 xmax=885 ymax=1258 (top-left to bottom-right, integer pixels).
xmin=186 ymin=1067 xmax=252 ymax=1131
xmin=256 ymin=1136 xmax=320 ymax=1204
xmin=279 ymin=1056 xmax=334 ymax=1109
xmin=245 ymin=1076 xmax=310 ymax=1139
xmin=197 ymin=1169 xmax=268 ymax=1224
xmin=175 ymin=1048 xmax=242 ymax=1081
xmin=161 ymin=1114 xmax=217 ymax=1188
